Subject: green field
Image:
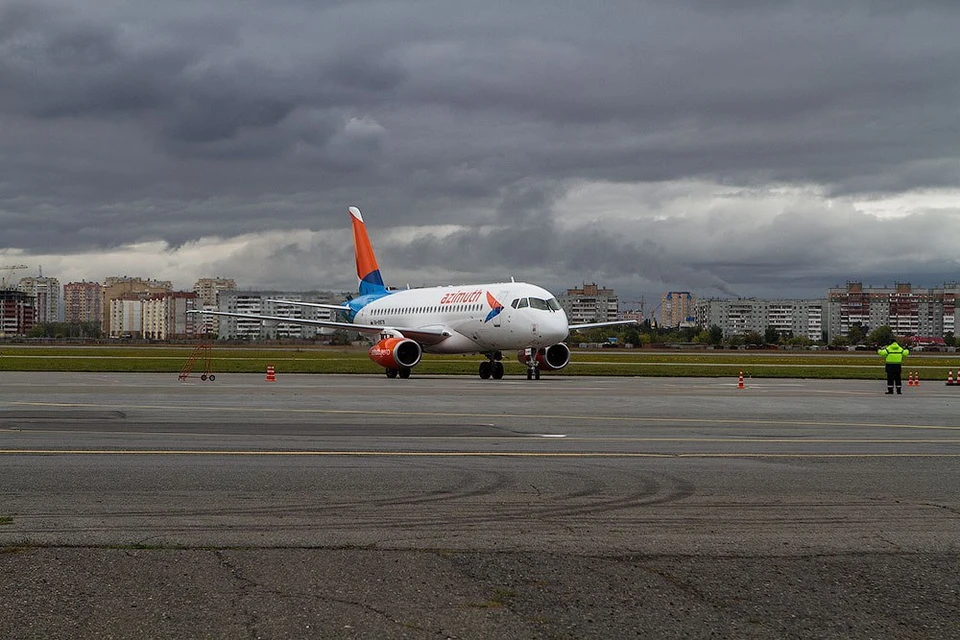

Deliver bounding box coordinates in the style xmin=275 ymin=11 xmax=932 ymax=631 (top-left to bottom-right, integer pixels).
xmin=2 ymin=344 xmax=960 ymax=380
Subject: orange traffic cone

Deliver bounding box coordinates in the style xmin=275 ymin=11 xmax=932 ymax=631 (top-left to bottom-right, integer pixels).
xmin=266 ymin=364 xmax=276 ymax=382
xmin=737 ymin=370 xmax=744 ymax=389
xmin=907 ymin=372 xmax=915 ymax=387
xmin=947 ymin=371 xmax=954 ymax=386
xmin=914 ymin=371 xmax=920 ymax=387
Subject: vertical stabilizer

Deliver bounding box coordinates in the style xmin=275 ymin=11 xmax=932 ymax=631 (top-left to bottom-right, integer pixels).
xmin=349 ymin=206 xmax=386 ymax=295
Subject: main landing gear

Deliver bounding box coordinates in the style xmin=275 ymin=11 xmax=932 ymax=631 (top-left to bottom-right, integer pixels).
xmin=478 ymin=352 xmax=504 ymax=380
xmin=385 ymin=367 xmax=412 ymax=379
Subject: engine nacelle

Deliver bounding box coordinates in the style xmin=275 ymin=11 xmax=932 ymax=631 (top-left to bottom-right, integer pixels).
xmin=517 ymin=343 xmax=571 ymax=371
xmin=369 ymin=337 xmax=422 ymax=370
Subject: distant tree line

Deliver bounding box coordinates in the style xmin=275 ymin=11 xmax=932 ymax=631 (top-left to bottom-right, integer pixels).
xmin=23 ymin=319 xmax=956 ymax=350
xmin=26 ymin=322 xmax=104 ymax=339
xmin=573 ymin=320 xmax=956 ymax=350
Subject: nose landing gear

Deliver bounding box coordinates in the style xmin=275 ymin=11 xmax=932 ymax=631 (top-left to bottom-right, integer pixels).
xmin=519 ymin=347 xmax=541 ymax=381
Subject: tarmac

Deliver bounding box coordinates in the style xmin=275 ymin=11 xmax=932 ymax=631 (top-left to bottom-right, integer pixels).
xmin=1 ymin=372 xmax=959 ymax=638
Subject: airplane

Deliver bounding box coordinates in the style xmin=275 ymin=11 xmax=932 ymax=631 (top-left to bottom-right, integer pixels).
xmin=192 ymin=207 xmax=637 ymax=380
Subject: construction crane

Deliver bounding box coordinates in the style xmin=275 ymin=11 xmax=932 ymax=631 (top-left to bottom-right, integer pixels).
xmin=1 ymin=264 xmax=28 ymax=290
xmin=621 ymin=298 xmax=646 ymax=320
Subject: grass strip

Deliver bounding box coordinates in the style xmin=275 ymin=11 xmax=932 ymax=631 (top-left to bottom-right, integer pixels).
xmin=2 ymin=345 xmax=959 ymax=379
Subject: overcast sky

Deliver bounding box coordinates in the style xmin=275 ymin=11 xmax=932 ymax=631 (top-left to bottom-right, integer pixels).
xmin=2 ymin=0 xmax=958 ymax=307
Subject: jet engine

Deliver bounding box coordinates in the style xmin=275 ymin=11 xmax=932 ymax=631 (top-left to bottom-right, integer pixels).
xmin=516 ymin=342 xmax=571 ymax=371
xmin=369 ymin=337 xmax=422 ymax=370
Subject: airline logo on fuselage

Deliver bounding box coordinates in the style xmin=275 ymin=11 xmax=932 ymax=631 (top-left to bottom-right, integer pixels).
xmin=484 ymin=291 xmax=504 ymax=323
xmin=439 ymin=290 xmax=484 ymax=305
xmin=437 ymin=289 xmax=504 ymax=323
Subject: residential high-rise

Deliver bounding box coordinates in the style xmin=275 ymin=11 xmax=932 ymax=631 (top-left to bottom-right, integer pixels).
xmin=64 ymin=281 xmax=104 ymax=326
xmin=826 ymin=281 xmax=959 ymax=342
xmin=143 ymin=292 xmax=199 ymax=339
xmin=695 ymin=298 xmax=826 ymax=341
xmin=216 ymin=291 xmax=341 ymax=340
xmin=660 ymin=292 xmax=696 ymax=328
xmin=193 ymin=277 xmax=237 ymax=306
xmin=193 ymin=277 xmax=237 ymax=336
xmin=109 ymin=294 xmax=144 ymax=338
xmin=558 ymin=283 xmax=619 ymax=325
xmin=101 ymin=277 xmax=172 ymax=336
xmin=0 ymin=290 xmax=36 ymax=336
xmin=18 ymin=276 xmax=61 ymax=323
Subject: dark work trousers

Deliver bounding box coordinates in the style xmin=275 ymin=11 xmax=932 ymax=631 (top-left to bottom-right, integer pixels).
xmin=885 ymin=363 xmax=903 ymax=392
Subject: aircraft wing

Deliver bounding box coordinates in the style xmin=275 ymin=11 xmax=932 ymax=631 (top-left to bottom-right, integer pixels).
xmin=265 ymin=299 xmax=352 ymax=311
xmin=189 ymin=310 xmax=451 ymax=345
xmin=568 ymin=319 xmax=641 ymax=331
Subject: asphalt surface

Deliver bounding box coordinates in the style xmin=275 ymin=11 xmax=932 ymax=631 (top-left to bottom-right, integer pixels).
xmin=1 ymin=372 xmax=959 ymax=638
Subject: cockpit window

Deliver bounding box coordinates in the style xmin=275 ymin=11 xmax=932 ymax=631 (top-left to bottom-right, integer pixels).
xmin=511 ymin=299 xmax=520 ymax=309
xmin=517 ymin=298 xmax=529 ymax=308
xmin=547 ymin=298 xmax=561 ymax=311
xmin=528 ymin=297 xmax=550 ymax=310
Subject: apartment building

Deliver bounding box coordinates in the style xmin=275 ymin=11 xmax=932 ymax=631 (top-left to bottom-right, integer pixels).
xmin=193 ymin=277 xmax=237 ymax=336
xmin=142 ymin=292 xmax=199 ymax=339
xmin=216 ymin=291 xmax=342 ymax=340
xmin=17 ymin=276 xmax=61 ymax=323
xmin=102 ymin=277 xmax=172 ymax=335
xmin=695 ymin=298 xmax=827 ymax=341
xmin=557 ymin=283 xmax=619 ymax=325
xmin=825 ymin=281 xmax=959 ymax=342
xmin=660 ymin=292 xmax=696 ymax=328
xmin=109 ymin=294 xmax=143 ymax=338
xmin=64 ymin=281 xmax=103 ymax=325
xmin=194 ymin=278 xmax=237 ymax=305
xmin=0 ymin=290 xmax=35 ymax=336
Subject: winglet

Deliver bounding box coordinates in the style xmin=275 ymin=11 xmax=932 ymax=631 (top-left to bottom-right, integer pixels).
xmin=349 ymin=206 xmax=386 ymax=295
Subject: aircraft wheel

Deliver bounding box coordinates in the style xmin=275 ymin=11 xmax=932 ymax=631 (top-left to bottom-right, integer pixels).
xmin=534 ymin=369 xmax=541 ymax=380
xmin=209 ymin=374 xmax=216 ymax=382
xmin=479 ymin=361 xmax=492 ymax=379
xmin=386 ymin=368 xmax=398 ymax=379
xmin=492 ymin=362 xmax=504 ymax=380
xmin=526 ymin=369 xmax=533 ymax=380
xmin=399 ymin=367 xmax=411 ymax=379
xmin=200 ymin=374 xmax=207 ymax=381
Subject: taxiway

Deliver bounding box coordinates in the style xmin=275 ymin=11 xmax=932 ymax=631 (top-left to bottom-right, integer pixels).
xmin=1 ymin=372 xmax=958 ymax=638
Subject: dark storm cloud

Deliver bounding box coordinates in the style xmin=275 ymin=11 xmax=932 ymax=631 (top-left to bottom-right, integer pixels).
xmin=0 ymin=3 xmax=187 ymax=117
xmin=1 ymin=0 xmax=959 ymax=297
xmin=0 ymin=1 xmax=405 ymax=151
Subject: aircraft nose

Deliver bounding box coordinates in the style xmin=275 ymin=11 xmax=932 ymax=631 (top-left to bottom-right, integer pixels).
xmin=546 ymin=312 xmax=569 ymax=342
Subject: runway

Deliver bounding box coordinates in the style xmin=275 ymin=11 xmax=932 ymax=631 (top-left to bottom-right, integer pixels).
xmin=2 ymin=372 xmax=959 ymax=638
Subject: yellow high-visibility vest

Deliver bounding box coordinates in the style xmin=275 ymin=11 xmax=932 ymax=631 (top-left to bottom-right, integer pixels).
xmin=878 ymin=342 xmax=908 ymax=364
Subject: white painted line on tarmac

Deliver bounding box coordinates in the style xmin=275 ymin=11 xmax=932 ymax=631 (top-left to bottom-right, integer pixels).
xmin=2 ymin=449 xmax=960 ymax=458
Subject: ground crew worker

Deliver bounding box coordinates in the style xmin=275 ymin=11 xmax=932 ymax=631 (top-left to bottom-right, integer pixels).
xmin=878 ymin=340 xmax=909 ymax=394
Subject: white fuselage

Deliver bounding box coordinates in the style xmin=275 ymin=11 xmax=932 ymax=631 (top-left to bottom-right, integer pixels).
xmin=353 ymin=282 xmax=569 ymax=354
